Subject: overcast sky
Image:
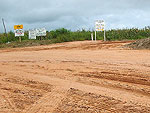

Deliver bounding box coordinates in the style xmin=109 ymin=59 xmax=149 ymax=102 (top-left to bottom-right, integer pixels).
xmin=0 ymin=0 xmax=150 ymax=32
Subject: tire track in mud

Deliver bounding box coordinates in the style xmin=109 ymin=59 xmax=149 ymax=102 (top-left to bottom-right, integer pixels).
xmin=0 ymin=73 xmax=17 ymax=112
xmin=54 ymin=88 xmax=150 ymax=113
xmin=0 ymin=76 xmax=53 ymax=112
xmin=0 ymin=90 xmax=17 ymax=112
xmin=24 ymin=86 xmax=68 ymax=113
xmin=21 ymin=74 xmax=150 ymax=107
xmin=76 ymin=71 xmax=150 ymax=86
xmin=77 ymin=75 xmax=150 ymax=98
xmin=75 ymin=71 xmax=150 ymax=97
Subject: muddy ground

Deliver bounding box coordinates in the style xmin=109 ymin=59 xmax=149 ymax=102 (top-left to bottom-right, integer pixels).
xmin=0 ymin=40 xmax=150 ymax=113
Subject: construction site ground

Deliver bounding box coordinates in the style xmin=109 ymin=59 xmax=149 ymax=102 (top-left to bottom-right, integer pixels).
xmin=0 ymin=40 xmax=150 ymax=113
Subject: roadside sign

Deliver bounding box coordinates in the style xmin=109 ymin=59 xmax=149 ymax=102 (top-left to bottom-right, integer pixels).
xmin=36 ymin=28 xmax=46 ymax=36
xmin=29 ymin=29 xmax=36 ymax=39
xmin=94 ymin=20 xmax=106 ymax=41
xmin=14 ymin=25 xmax=23 ymax=30
xmin=14 ymin=24 xmax=24 ymax=37
xmin=95 ymin=20 xmax=105 ymax=31
xmin=15 ymin=29 xmax=24 ymax=37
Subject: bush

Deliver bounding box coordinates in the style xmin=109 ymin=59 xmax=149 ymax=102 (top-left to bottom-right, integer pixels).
xmin=1 ymin=27 xmax=150 ymax=44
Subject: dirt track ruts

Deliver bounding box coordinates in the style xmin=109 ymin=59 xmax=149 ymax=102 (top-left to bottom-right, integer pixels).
xmin=0 ymin=40 xmax=150 ymax=113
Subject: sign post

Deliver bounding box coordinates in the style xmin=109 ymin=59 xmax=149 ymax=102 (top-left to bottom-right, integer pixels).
xmin=91 ymin=33 xmax=93 ymax=41
xmin=95 ymin=20 xmax=106 ymax=41
xmin=95 ymin=31 xmax=96 ymax=41
xmin=104 ymin=29 xmax=106 ymax=41
xmin=14 ymin=25 xmax=24 ymax=42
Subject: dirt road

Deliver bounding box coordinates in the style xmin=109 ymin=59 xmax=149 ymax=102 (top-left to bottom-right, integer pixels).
xmin=0 ymin=40 xmax=150 ymax=113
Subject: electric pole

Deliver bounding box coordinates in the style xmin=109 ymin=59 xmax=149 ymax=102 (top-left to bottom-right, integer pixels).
xmin=2 ymin=18 xmax=8 ymax=42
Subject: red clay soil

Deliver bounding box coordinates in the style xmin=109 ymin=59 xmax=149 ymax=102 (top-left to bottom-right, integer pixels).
xmin=0 ymin=40 xmax=150 ymax=113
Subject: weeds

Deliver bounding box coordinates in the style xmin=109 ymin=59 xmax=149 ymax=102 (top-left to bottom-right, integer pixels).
xmin=0 ymin=27 xmax=150 ymax=48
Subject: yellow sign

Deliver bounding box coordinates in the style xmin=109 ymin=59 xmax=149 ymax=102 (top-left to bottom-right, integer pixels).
xmin=98 ymin=29 xmax=104 ymax=31
xmin=14 ymin=25 xmax=23 ymax=30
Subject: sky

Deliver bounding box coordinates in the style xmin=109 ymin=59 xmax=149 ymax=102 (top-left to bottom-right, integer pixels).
xmin=0 ymin=0 xmax=150 ymax=32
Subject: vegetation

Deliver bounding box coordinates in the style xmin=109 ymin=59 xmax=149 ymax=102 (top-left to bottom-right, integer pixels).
xmin=0 ymin=40 xmax=53 ymax=48
xmin=0 ymin=27 xmax=150 ymax=48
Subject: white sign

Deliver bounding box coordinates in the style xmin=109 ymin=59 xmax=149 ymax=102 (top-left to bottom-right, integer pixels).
xmin=29 ymin=30 xmax=36 ymax=39
xmin=36 ymin=28 xmax=46 ymax=36
xmin=15 ymin=29 xmax=24 ymax=37
xmin=95 ymin=20 xmax=105 ymax=31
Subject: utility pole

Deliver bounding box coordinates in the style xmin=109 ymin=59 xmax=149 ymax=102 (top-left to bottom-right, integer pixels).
xmin=2 ymin=18 xmax=8 ymax=42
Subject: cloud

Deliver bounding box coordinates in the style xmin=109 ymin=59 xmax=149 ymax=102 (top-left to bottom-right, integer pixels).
xmin=0 ymin=0 xmax=150 ymax=32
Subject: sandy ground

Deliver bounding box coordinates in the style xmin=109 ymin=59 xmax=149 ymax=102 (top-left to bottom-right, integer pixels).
xmin=0 ymin=40 xmax=150 ymax=113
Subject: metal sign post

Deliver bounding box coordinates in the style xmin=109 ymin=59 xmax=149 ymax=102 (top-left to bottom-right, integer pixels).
xmin=19 ymin=37 xmax=21 ymax=42
xmin=91 ymin=33 xmax=93 ymax=41
xmin=104 ymin=29 xmax=106 ymax=41
xmin=95 ymin=31 xmax=97 ymax=41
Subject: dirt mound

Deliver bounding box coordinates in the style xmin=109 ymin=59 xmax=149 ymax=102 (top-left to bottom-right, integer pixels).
xmin=126 ymin=38 xmax=150 ymax=49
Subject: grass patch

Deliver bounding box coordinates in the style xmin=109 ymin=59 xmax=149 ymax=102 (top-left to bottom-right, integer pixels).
xmin=0 ymin=40 xmax=53 ymax=49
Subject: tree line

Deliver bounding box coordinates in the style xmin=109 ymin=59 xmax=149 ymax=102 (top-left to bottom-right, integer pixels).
xmin=0 ymin=27 xmax=150 ymax=44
